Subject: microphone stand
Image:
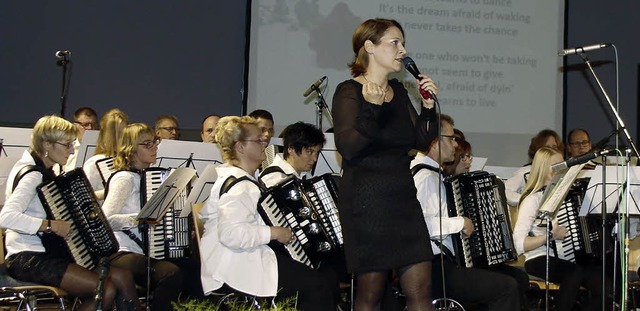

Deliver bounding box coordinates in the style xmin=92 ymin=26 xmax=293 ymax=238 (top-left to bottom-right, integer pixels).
xmin=311 ymin=86 xmax=333 ymax=132
xmin=57 ymin=55 xmax=71 ymax=118
xmin=578 ymin=51 xmax=639 ymax=310
xmin=537 ymin=211 xmax=554 ymax=311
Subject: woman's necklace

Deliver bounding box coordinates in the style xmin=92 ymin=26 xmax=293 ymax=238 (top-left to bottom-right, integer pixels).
xmin=363 ymin=74 xmax=391 ymax=101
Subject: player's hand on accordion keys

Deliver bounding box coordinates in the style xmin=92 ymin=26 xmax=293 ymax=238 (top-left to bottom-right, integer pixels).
xmin=550 ymin=220 xmax=568 ymax=241
xmin=271 ymin=226 xmax=294 ymax=244
xmin=41 ymin=219 xmax=72 ymax=238
xmin=461 ymin=217 xmax=475 ymax=239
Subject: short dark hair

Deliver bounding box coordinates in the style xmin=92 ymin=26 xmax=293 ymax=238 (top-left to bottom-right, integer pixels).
xmin=248 ymin=109 xmax=274 ymax=122
xmin=73 ymin=107 xmax=98 ymax=120
xmin=568 ymin=128 xmax=590 ymax=143
xmin=155 ymin=114 xmax=179 ymax=130
xmin=281 ymin=122 xmax=326 ymax=159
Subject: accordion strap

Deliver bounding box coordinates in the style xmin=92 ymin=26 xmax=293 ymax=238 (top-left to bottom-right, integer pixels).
xmin=219 ymin=175 xmax=265 ymax=197
xmin=410 ymin=163 xmax=442 ymax=177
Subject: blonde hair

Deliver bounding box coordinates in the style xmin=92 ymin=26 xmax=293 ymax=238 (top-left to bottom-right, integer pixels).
xmin=113 ymin=123 xmax=155 ymax=170
xmin=215 ymin=116 xmax=259 ymax=165
xmin=95 ymin=109 xmax=128 ymax=157
xmin=519 ymin=146 xmax=561 ymax=206
xmin=32 ymin=115 xmax=77 ymax=156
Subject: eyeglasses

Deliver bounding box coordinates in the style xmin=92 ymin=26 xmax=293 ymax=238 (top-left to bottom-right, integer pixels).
xmin=138 ymin=138 xmax=162 ymax=149
xmin=569 ymin=140 xmax=591 ymax=147
xmin=460 ymin=153 xmax=473 ymax=161
xmin=54 ymin=141 xmax=74 ymax=149
xmin=158 ymin=127 xmax=180 ymax=132
xmin=74 ymin=121 xmax=96 ymax=129
xmin=242 ymin=139 xmax=269 ymax=146
xmin=440 ymin=134 xmax=457 ymax=142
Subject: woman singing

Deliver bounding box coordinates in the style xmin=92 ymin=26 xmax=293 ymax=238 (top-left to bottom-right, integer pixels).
xmin=101 ymin=123 xmax=183 ymax=311
xmin=199 ymin=116 xmax=336 ymax=310
xmin=0 ymin=115 xmax=138 ymax=311
xmin=332 ymin=18 xmax=439 ymax=311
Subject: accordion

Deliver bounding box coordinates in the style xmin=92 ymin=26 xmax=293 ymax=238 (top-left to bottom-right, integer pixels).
xmin=141 ymin=167 xmax=192 ymax=260
xmin=95 ymin=156 xmax=116 ymax=187
xmin=553 ymin=177 xmax=613 ymax=263
xmin=444 ymin=171 xmax=517 ymax=268
xmin=258 ymin=173 xmax=342 ymax=268
xmin=36 ymin=168 xmax=119 ymax=270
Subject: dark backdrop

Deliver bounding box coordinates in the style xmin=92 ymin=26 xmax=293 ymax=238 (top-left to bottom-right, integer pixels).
xmin=0 ymin=1 xmax=248 ymax=136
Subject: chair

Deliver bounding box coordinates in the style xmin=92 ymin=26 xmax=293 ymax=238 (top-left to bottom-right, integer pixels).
xmin=0 ymin=229 xmax=70 ymax=310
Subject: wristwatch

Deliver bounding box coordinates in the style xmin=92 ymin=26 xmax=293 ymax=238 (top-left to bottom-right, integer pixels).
xmin=45 ymin=219 xmax=52 ymax=234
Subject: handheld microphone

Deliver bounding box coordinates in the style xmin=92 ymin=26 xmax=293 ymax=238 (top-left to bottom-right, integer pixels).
xmin=55 ymin=50 xmax=71 ymax=58
xmin=303 ymin=76 xmax=327 ymax=97
xmin=401 ymin=57 xmax=434 ymax=100
xmin=551 ymin=149 xmax=611 ymax=173
xmin=558 ymin=43 xmax=610 ymax=56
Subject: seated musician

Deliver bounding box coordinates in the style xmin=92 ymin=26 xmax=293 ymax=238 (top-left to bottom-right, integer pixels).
xmin=443 ymin=134 xmax=530 ymax=310
xmin=0 ymin=115 xmax=139 ymax=311
xmin=512 ymin=146 xmax=611 ymax=311
xmin=101 ymin=123 xmax=183 ymax=311
xmin=410 ymin=114 xmax=520 ymax=311
xmin=259 ymin=121 xmax=326 ymax=187
xmin=82 ymin=108 xmax=128 ymax=200
xmin=199 ymin=116 xmax=336 ymax=310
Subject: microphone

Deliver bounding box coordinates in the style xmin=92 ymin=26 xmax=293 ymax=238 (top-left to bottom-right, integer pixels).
xmin=55 ymin=50 xmax=71 ymax=58
xmin=558 ymin=43 xmax=610 ymax=56
xmin=401 ymin=57 xmax=434 ymax=100
xmin=551 ymin=149 xmax=611 ymax=173
xmin=303 ymin=75 xmax=327 ymax=97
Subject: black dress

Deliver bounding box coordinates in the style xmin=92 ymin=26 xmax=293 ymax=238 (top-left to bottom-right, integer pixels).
xmin=332 ymin=78 xmax=436 ymax=273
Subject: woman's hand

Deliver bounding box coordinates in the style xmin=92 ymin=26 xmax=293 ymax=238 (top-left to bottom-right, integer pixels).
xmin=362 ymin=81 xmax=387 ymax=106
xmin=551 ymin=222 xmax=568 ymax=241
xmin=271 ymin=226 xmax=294 ymax=245
xmin=51 ymin=220 xmax=71 ymax=238
xmin=417 ymin=73 xmax=438 ymax=109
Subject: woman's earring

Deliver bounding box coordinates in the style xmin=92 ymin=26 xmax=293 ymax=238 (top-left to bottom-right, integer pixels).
xmin=44 ymin=151 xmax=49 ymax=158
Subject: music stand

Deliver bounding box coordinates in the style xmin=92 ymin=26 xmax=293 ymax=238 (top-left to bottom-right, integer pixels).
xmin=579 ymin=166 xmax=640 ymax=216
xmin=136 ymin=167 xmax=196 ymax=310
xmin=0 ymin=127 xmax=32 ymax=157
xmin=537 ymin=164 xmax=585 ymax=310
xmin=155 ymin=140 xmax=222 ymax=176
xmin=312 ymin=133 xmax=342 ymax=176
xmin=184 ymin=164 xmax=219 ymax=217
xmin=74 ymin=130 xmax=99 ymax=168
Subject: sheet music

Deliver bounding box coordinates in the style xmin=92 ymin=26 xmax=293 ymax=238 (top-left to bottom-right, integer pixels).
xmin=74 ymin=130 xmax=99 ymax=168
xmin=0 ymin=127 xmax=32 ymax=157
xmin=470 ymin=157 xmax=487 ymax=172
xmin=184 ymin=164 xmax=219 ymax=216
xmin=539 ymin=163 xmax=586 ymax=215
xmin=155 ymin=140 xmax=222 ymax=176
xmin=138 ymin=167 xmax=196 ymax=222
xmin=580 ymin=166 xmax=640 ymax=215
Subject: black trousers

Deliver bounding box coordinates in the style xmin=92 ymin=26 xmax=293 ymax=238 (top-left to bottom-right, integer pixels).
xmin=110 ymin=251 xmax=183 ymax=311
xmin=432 ymin=255 xmax=520 ymax=311
xmin=525 ymin=256 xmax=611 ymax=311
xmin=273 ymin=250 xmax=338 ymax=311
xmin=482 ymin=263 xmax=531 ymax=311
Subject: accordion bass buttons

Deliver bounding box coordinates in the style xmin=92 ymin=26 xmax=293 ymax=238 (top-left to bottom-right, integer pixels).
xmin=308 ymin=222 xmax=321 ymax=234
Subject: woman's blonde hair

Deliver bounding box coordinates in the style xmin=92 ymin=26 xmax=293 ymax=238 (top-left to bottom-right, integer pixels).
xmin=519 ymin=146 xmax=561 ymax=206
xmin=95 ymin=109 xmax=128 ymax=157
xmin=32 ymin=115 xmax=77 ymax=156
xmin=113 ymin=123 xmax=155 ymax=170
xmin=215 ymin=116 xmax=259 ymax=165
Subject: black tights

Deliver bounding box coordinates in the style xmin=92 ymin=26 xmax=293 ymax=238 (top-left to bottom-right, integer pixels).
xmin=60 ymin=263 xmax=138 ymax=311
xmin=355 ymin=261 xmax=435 ymax=311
